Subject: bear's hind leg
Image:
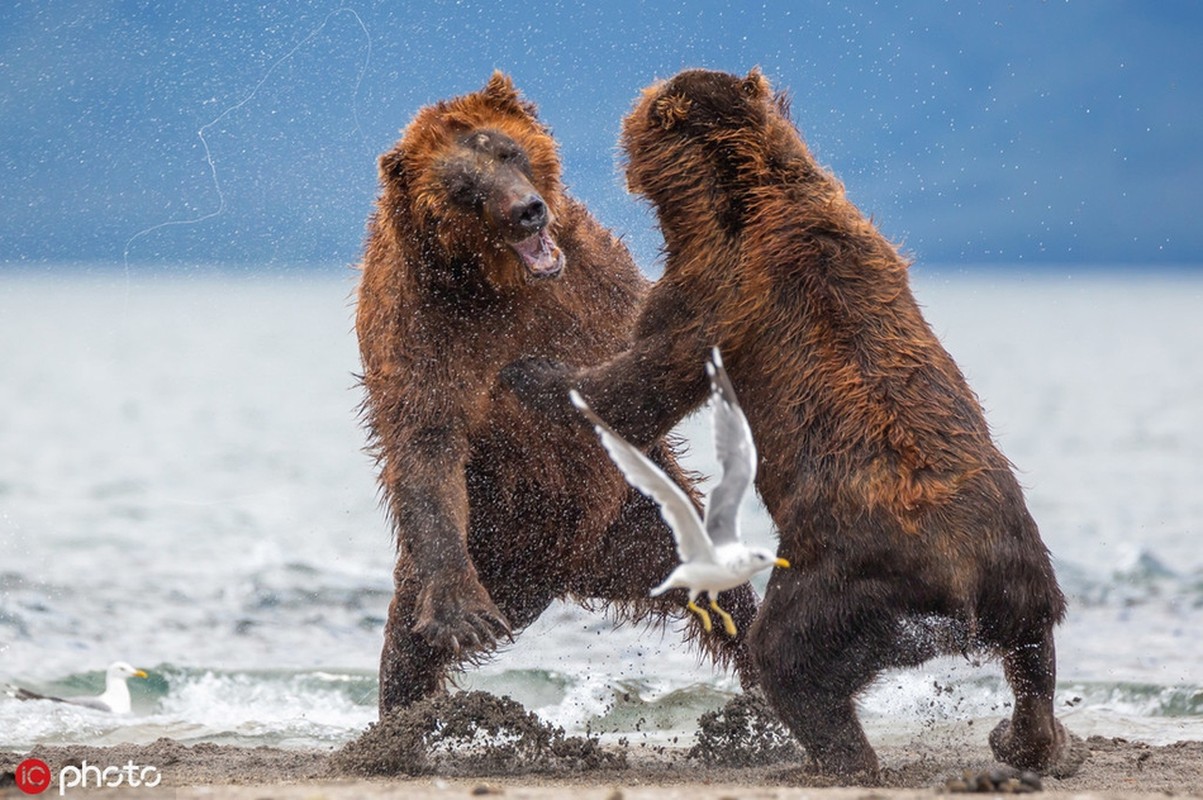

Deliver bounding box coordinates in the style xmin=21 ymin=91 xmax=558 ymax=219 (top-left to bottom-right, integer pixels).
xmin=988 ymin=628 xmax=1085 ymax=776
xmin=751 ymin=577 xmax=897 ymax=782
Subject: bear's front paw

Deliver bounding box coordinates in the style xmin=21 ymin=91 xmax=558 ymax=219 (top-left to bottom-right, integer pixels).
xmin=500 ymin=357 xmax=577 ymax=419
xmin=413 ymin=580 xmax=513 ymax=656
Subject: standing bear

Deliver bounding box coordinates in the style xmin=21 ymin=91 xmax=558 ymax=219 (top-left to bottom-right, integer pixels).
xmin=355 ymin=73 xmax=759 ymax=716
xmin=504 ymin=69 xmax=1078 ymax=779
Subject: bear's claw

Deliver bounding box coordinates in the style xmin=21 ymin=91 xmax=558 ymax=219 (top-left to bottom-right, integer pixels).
xmin=413 ymin=581 xmax=512 ymax=656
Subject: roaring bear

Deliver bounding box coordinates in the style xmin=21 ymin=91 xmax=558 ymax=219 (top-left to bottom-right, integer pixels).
xmin=504 ymin=69 xmax=1078 ymax=779
xmin=355 ymin=72 xmax=759 ymax=716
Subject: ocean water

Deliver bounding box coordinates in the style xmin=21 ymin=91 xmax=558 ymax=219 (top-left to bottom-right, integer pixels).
xmin=2 ymin=267 xmax=1201 ymax=752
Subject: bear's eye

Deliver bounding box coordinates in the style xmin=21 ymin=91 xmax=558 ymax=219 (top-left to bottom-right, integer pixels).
xmin=498 ymin=146 xmax=527 ymax=166
xmin=446 ymin=173 xmax=483 ymax=208
xmin=498 ymin=147 xmax=533 ymax=179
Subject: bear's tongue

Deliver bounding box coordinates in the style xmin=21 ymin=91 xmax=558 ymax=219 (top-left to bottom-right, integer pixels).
xmin=510 ymin=229 xmax=565 ymax=280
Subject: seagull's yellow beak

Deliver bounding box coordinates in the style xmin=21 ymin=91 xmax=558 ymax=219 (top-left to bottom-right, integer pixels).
xmin=774 ymin=557 xmax=791 ymax=569
xmin=134 ymin=669 xmax=148 ymax=679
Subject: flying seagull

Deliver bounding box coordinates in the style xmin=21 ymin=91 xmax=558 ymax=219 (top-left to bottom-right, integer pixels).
xmin=5 ymin=661 xmax=148 ymax=714
xmin=570 ymin=347 xmax=788 ymax=636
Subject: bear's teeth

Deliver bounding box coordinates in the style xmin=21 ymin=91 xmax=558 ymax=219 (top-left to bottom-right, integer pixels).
xmin=511 ymin=229 xmax=564 ymax=279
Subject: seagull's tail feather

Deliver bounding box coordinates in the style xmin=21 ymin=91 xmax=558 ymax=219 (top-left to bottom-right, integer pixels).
xmin=649 ymin=576 xmax=675 ymax=597
xmin=5 ymin=684 xmax=62 ymax=704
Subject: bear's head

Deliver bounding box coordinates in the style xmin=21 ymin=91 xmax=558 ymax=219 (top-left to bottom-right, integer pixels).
xmin=377 ymin=72 xmax=566 ymax=290
xmin=621 ymin=68 xmax=798 ymax=224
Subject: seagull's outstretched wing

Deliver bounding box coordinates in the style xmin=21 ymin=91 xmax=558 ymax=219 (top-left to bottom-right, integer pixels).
xmin=704 ymin=348 xmax=757 ymax=547
xmin=571 ymin=391 xmax=715 ymax=564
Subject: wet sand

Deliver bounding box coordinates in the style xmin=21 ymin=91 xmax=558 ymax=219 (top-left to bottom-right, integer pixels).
xmin=3 ymin=735 xmax=1201 ymax=799
xmin=4 ymin=692 xmax=1200 ymax=799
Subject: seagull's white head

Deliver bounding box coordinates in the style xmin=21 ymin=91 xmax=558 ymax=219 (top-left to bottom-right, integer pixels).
xmin=743 ymin=548 xmax=791 ymax=572
xmin=106 ymin=662 xmax=149 ymax=682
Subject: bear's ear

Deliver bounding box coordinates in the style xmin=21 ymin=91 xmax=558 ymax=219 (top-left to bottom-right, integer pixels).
xmin=742 ymin=67 xmax=771 ymax=101
xmin=653 ymin=92 xmax=691 ymax=130
xmin=378 ymin=146 xmax=406 ymax=186
xmin=773 ymin=89 xmax=793 ymax=120
xmin=481 ymin=70 xmax=527 ymax=115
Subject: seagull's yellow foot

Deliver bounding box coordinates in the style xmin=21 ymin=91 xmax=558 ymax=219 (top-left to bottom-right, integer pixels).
xmin=709 ymin=599 xmax=738 ymax=637
xmin=686 ymin=600 xmax=713 ymax=633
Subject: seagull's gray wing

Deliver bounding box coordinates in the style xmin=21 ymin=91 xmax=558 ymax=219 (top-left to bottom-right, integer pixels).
xmin=571 ymin=391 xmax=716 ymax=564
xmin=703 ymin=348 xmax=757 ymax=546
xmin=6 ymin=685 xmax=53 ymax=703
xmin=6 ymin=685 xmax=111 ymax=712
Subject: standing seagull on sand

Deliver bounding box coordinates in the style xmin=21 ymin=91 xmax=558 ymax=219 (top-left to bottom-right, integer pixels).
xmin=5 ymin=661 xmax=148 ymax=714
xmin=571 ymin=348 xmax=788 ymax=636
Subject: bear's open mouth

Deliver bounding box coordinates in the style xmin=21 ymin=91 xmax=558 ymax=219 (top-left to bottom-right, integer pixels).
xmin=509 ymin=228 xmax=565 ymax=281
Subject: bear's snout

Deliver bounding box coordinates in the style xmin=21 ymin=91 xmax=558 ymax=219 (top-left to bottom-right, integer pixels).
xmin=511 ymin=193 xmax=548 ymax=236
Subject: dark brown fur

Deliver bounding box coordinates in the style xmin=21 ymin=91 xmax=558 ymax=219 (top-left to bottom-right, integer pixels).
xmin=355 ymin=73 xmax=758 ymax=717
xmin=504 ymin=69 xmax=1075 ymax=780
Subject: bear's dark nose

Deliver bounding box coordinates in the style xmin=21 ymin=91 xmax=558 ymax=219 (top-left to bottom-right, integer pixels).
xmin=512 ymin=194 xmax=548 ymax=234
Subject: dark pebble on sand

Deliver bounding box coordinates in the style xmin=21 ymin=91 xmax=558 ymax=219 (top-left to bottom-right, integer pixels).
xmin=945 ymin=765 xmax=1042 ymax=793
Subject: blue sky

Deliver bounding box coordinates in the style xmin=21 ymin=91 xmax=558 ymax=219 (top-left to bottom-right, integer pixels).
xmin=2 ymin=1 xmax=1201 ymax=270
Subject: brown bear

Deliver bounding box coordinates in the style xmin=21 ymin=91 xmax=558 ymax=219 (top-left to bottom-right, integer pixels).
xmin=354 ymin=72 xmax=759 ymax=717
xmin=503 ymin=69 xmax=1078 ymax=779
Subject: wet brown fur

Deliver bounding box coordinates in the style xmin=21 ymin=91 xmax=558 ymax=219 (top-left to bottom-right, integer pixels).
xmin=355 ymin=73 xmax=759 ymax=717
xmin=504 ymin=69 xmax=1073 ymax=780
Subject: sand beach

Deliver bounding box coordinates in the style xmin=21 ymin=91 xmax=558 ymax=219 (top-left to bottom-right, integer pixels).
xmin=4 ymin=735 xmax=1202 ymax=799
